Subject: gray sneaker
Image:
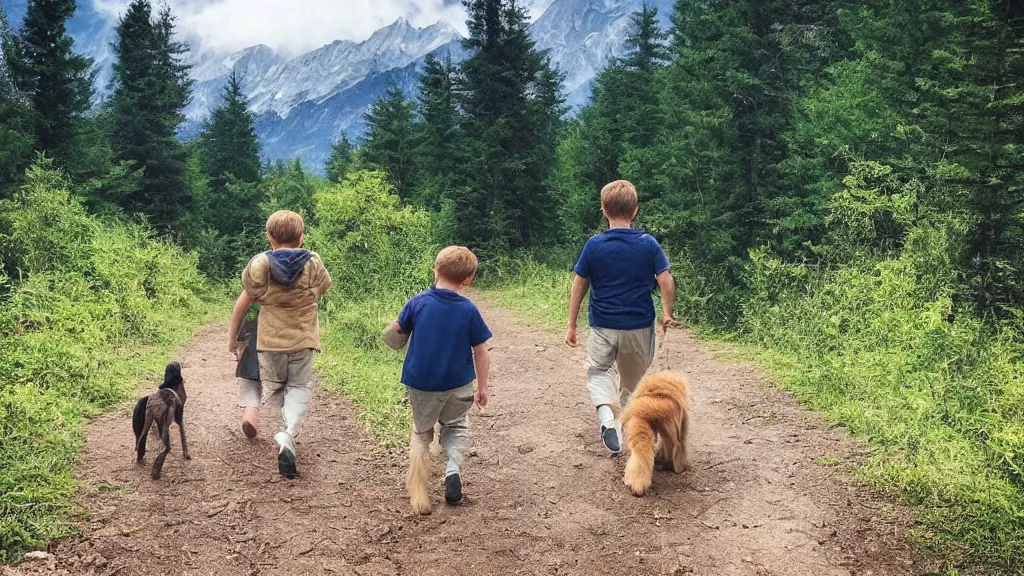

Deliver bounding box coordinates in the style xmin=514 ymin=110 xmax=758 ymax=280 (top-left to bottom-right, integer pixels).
xmin=274 ymin=432 xmax=298 ymax=479
xmin=601 ymin=421 xmax=622 ymax=454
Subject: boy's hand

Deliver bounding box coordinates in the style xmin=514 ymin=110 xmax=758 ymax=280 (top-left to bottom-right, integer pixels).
xmin=565 ymin=325 xmax=580 ymax=348
xmin=474 ymin=385 xmax=489 ymax=407
xmin=228 ymin=339 xmax=248 ymax=360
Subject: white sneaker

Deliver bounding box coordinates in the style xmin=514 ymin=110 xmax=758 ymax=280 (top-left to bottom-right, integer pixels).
xmin=274 ymin=432 xmax=297 ymax=479
xmin=600 ymin=420 xmax=622 ymax=454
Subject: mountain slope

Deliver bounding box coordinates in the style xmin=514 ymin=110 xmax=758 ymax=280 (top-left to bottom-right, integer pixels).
xmin=5 ymin=0 xmax=677 ymax=169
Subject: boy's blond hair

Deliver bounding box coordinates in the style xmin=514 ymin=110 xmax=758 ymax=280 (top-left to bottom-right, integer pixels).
xmin=435 ymin=246 xmax=478 ymax=284
xmin=266 ymin=210 xmax=304 ymax=246
xmin=601 ymin=180 xmax=639 ymax=220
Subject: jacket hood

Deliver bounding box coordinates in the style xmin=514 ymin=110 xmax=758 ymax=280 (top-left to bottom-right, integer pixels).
xmin=267 ymin=249 xmax=313 ymax=286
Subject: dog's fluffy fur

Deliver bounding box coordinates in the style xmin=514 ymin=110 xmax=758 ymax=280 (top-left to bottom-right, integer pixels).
xmin=133 ymin=362 xmax=190 ymax=479
xmin=407 ymin=438 xmax=432 ymax=514
xmin=621 ymin=371 xmax=691 ymax=496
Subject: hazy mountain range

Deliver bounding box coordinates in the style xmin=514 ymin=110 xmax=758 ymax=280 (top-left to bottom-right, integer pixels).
xmin=3 ymin=0 xmax=672 ymax=168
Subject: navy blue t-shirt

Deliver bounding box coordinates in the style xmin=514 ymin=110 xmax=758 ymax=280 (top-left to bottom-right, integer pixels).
xmin=574 ymin=228 xmax=671 ymax=330
xmin=398 ymin=288 xmax=493 ymax=392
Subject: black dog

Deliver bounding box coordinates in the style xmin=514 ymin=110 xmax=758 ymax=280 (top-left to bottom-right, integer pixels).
xmin=132 ymin=362 xmax=190 ymax=479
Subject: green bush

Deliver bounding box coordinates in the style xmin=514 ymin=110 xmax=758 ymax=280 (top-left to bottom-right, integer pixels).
xmin=741 ymin=220 xmax=1024 ymax=570
xmin=308 ymin=170 xmax=435 ymax=444
xmin=0 ymin=159 xmax=219 ymax=562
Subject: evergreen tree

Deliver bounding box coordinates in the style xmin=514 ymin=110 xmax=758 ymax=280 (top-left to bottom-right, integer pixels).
xmin=414 ymin=52 xmax=463 ymax=209
xmin=458 ymin=0 xmax=566 ymax=252
xmin=199 ymin=70 xmax=263 ymax=238
xmin=109 ymin=0 xmax=193 ymax=231
xmin=0 ymin=4 xmax=35 ymax=193
xmin=9 ymin=0 xmax=93 ymax=169
xmin=326 ymin=134 xmax=354 ymax=183
xmin=361 ymin=84 xmax=417 ymax=201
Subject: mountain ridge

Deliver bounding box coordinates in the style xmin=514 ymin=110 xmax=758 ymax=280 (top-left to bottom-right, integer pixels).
xmin=4 ymin=0 xmax=674 ymax=169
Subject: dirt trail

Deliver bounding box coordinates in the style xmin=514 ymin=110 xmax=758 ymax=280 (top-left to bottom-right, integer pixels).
xmin=18 ymin=300 xmax=928 ymax=576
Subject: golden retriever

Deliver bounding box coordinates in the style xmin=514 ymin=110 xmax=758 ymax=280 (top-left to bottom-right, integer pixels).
xmin=621 ymin=371 xmax=691 ymax=496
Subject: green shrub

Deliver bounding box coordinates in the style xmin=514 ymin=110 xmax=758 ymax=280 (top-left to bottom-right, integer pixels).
xmin=308 ymin=170 xmax=435 ymax=444
xmin=0 ymin=159 xmax=219 ymax=562
xmin=741 ymin=220 xmax=1024 ymax=571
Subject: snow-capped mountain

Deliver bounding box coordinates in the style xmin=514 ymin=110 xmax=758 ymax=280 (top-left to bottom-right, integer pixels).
xmin=533 ymin=0 xmax=674 ymax=107
xmin=4 ymin=0 xmax=675 ymax=168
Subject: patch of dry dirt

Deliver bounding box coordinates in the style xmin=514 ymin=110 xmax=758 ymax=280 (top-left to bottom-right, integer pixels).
xmin=12 ymin=301 xmax=931 ymax=575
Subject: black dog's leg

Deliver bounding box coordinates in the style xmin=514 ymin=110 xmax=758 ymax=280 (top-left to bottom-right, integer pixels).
xmin=176 ymin=402 xmax=190 ymax=460
xmin=152 ymin=419 xmax=172 ymax=480
xmin=133 ymin=397 xmax=149 ymax=462
xmin=136 ymin=410 xmax=154 ymax=464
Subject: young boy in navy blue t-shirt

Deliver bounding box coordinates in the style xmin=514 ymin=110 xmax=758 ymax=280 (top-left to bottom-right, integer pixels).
xmin=384 ymin=246 xmax=491 ymax=514
xmin=565 ymin=180 xmax=676 ymax=455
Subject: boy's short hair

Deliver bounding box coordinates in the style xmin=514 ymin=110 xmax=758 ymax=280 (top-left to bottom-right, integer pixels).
xmin=435 ymin=246 xmax=478 ymax=284
xmin=601 ymin=180 xmax=639 ymax=220
xmin=266 ymin=210 xmax=304 ymax=245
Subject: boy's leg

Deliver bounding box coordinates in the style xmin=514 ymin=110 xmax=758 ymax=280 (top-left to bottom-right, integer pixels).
xmin=258 ymin=352 xmax=299 ymax=478
xmin=586 ymin=327 xmax=623 ymax=453
xmin=238 ymin=378 xmax=262 ymax=438
xmin=281 ymin=350 xmax=314 ymax=439
xmin=405 ymin=387 xmax=448 ymax=514
xmin=437 ymin=383 xmax=474 ymax=504
xmin=615 ymin=325 xmax=657 ymax=406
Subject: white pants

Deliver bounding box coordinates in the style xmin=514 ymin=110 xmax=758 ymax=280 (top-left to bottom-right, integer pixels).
xmin=586 ymin=325 xmax=656 ymax=409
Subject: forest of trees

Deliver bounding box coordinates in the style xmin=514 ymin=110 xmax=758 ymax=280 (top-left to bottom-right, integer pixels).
xmin=2 ymin=0 xmax=1024 ymax=570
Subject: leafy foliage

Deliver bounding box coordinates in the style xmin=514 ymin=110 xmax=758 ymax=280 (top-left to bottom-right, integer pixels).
xmin=0 ymin=157 xmax=217 ymax=562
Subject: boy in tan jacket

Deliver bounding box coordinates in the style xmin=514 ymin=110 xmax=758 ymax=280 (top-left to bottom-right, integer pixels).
xmin=227 ymin=210 xmax=333 ymax=479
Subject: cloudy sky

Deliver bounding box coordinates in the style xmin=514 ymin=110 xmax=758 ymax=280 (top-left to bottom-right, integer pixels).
xmin=85 ymin=0 xmax=552 ymax=57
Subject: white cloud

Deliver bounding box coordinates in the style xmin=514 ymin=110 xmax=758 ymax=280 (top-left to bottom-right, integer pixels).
xmin=90 ymin=0 xmax=468 ymax=56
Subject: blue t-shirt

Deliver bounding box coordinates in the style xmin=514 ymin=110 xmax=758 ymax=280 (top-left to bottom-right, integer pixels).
xmin=398 ymin=287 xmax=493 ymax=392
xmin=574 ymin=228 xmax=671 ymax=330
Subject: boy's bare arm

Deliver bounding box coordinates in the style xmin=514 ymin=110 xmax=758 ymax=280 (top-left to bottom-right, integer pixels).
xmin=473 ymin=343 xmax=490 ymax=407
xmin=227 ymin=291 xmax=256 ymax=358
xmin=656 ymin=269 xmax=676 ymax=335
xmin=565 ymin=274 xmax=590 ymax=348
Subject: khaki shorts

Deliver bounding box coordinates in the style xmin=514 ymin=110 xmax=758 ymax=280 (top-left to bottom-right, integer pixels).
xmin=406 ymin=383 xmax=475 ymax=437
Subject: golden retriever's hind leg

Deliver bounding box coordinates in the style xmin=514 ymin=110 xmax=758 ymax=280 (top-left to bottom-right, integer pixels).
xmin=655 ymin=435 xmax=673 ymax=470
xmin=407 ymin=438 xmax=432 ymax=515
xmin=672 ymin=414 xmax=691 ymax=473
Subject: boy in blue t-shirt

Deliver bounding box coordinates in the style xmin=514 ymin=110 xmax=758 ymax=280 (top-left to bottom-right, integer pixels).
xmin=565 ymin=180 xmax=676 ymax=454
xmin=384 ymin=246 xmax=492 ymax=514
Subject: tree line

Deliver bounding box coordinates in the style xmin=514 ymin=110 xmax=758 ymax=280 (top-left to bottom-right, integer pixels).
xmin=0 ymin=0 xmax=308 ymax=279
xmin=3 ymin=0 xmax=1023 ymax=322
xmin=356 ymin=0 xmax=1023 ymax=325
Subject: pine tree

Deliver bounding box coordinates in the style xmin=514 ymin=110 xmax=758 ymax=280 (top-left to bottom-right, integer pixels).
xmin=202 ymin=71 xmax=260 ymax=188
xmin=458 ymin=0 xmax=566 ymax=252
xmin=9 ymin=0 xmax=93 ymax=168
xmin=109 ymin=0 xmax=193 ymax=231
xmin=326 ymin=134 xmax=354 ymax=183
xmin=414 ymin=52 xmax=463 ymax=209
xmin=199 ymin=70 xmax=263 ymax=237
xmin=361 ymin=84 xmax=417 ymax=202
xmin=0 ymin=3 xmax=35 ymax=192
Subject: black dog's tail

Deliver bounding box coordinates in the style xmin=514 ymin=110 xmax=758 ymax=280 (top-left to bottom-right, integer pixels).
xmin=132 ymin=396 xmax=148 ymax=441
